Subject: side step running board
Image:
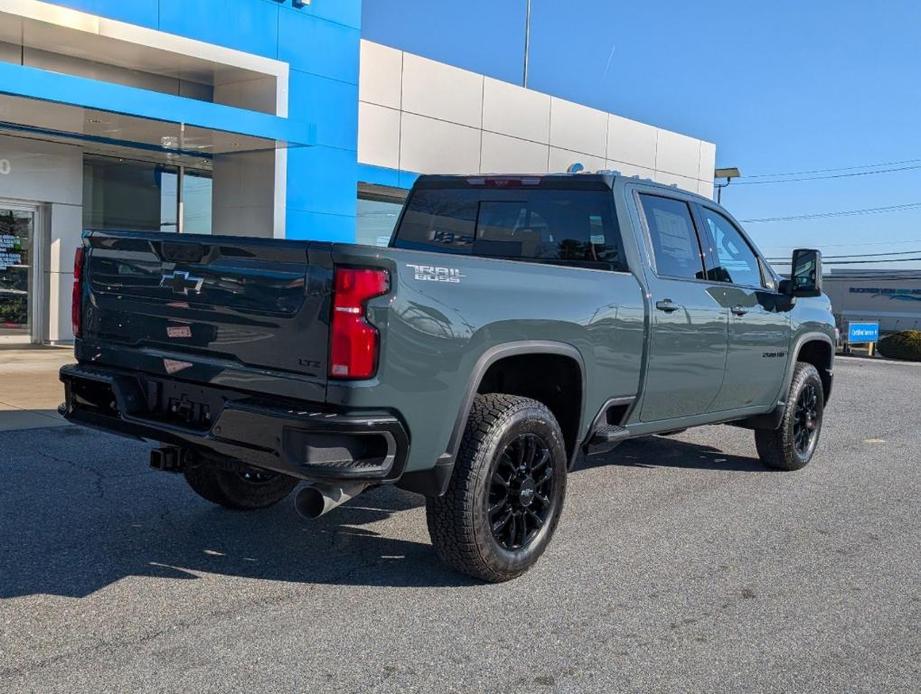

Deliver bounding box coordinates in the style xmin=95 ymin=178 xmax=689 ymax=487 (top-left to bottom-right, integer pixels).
xmin=585 ymin=424 xmax=630 ymax=456
xmin=589 ymin=424 xmax=629 ymax=445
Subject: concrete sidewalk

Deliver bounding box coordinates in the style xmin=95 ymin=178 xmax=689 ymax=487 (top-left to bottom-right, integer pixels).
xmin=0 ymin=347 xmax=73 ymax=431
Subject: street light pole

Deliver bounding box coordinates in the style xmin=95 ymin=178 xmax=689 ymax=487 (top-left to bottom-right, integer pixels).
xmin=714 ymin=167 xmax=741 ymax=204
xmin=522 ymin=0 xmax=532 ymax=88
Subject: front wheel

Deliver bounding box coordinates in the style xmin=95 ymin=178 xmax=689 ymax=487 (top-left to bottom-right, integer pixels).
xmin=755 ymin=362 xmax=825 ymax=471
xmin=426 ymin=394 xmax=568 ymax=582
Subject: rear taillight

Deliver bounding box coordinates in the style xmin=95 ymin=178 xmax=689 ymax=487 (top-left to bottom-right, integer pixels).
xmin=329 ymin=267 xmax=389 ymax=380
xmin=72 ymin=246 xmax=84 ymax=339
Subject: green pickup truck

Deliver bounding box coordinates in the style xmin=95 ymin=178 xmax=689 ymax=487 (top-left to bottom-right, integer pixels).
xmin=61 ymin=172 xmax=835 ymax=582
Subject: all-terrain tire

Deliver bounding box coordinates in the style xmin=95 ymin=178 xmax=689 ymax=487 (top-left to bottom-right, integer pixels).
xmin=426 ymin=394 xmax=568 ymax=582
xmin=755 ymin=362 xmax=825 ymax=471
xmin=184 ymin=455 xmax=298 ymax=510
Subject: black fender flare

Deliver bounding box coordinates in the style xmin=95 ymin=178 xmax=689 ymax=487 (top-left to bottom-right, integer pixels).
xmin=781 ymin=332 xmax=835 ymax=403
xmin=396 ymin=340 xmax=586 ymax=497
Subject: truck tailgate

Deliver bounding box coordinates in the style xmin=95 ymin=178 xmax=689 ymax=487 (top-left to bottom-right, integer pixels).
xmin=81 ymin=231 xmax=332 ymax=392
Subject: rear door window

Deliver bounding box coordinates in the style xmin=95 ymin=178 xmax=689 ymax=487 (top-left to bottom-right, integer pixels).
xmin=393 ymin=186 xmax=626 ymax=271
xmin=639 ymin=194 xmax=706 ymax=280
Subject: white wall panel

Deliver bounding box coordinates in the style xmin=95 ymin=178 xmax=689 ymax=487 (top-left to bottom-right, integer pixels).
xmin=605 ymin=160 xmax=655 ymax=180
xmin=0 ymin=135 xmax=82 ymax=205
xmin=549 ymin=97 xmax=607 ymax=156
xmin=698 ymin=180 xmax=715 ymax=199
xmin=656 ymin=129 xmax=701 ymax=178
xmin=654 ymin=171 xmax=699 ymax=194
xmin=401 ymin=53 xmax=483 ymax=128
xmin=480 ymin=132 xmax=549 ymax=174
xmin=47 ymin=269 xmax=73 ymax=343
xmin=482 ymin=77 xmax=550 ymax=144
xmin=357 ymin=102 xmax=400 ymax=169
xmin=548 ymin=147 xmax=604 ymax=173
xmin=48 ymin=202 xmax=82 ymax=274
xmin=698 ymin=140 xmax=716 ymax=182
xmin=400 ymin=112 xmax=481 ymax=174
xmin=606 ymin=115 xmax=657 ymax=169
xmin=358 ymin=40 xmax=402 ymax=110
xmin=357 ymin=42 xmax=715 ymax=188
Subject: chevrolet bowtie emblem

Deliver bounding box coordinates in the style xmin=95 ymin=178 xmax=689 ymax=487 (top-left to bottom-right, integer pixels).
xmin=160 ymin=271 xmax=204 ymax=296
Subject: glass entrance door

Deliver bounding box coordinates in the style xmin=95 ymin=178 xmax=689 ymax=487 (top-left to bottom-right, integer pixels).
xmin=0 ymin=207 xmax=35 ymax=343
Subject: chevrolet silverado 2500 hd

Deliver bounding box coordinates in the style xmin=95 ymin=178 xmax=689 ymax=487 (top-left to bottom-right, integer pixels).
xmin=60 ymin=172 xmax=834 ymax=582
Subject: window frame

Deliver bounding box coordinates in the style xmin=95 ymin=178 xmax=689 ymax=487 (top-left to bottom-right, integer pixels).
xmin=636 ymin=192 xmax=710 ymax=283
xmin=694 ymin=203 xmax=771 ymax=291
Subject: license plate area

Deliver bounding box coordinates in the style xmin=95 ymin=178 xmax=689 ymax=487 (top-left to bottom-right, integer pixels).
xmin=127 ymin=377 xmax=230 ymax=432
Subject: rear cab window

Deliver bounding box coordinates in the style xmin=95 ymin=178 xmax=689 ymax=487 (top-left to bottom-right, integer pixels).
xmin=392 ymin=177 xmax=627 ymax=272
xmin=638 ymin=194 xmax=706 ymax=280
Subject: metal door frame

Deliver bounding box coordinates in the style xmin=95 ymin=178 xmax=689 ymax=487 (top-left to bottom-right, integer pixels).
xmin=0 ymin=198 xmax=46 ymax=345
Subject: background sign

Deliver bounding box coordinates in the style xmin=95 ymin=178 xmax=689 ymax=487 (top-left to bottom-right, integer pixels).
xmin=848 ymin=321 xmax=880 ymax=343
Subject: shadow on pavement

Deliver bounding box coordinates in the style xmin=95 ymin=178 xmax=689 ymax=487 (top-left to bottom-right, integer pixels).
xmin=0 ymin=409 xmax=66 ymax=432
xmin=0 ymin=427 xmax=476 ymax=599
xmin=1 ymin=428 xmax=766 ymax=599
xmin=576 ymin=435 xmax=770 ymax=473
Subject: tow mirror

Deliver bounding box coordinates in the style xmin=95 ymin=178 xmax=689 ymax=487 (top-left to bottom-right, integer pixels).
xmin=780 ymin=248 xmax=822 ymax=297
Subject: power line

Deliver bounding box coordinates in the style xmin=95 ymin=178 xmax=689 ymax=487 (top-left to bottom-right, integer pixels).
xmin=735 ymin=163 xmax=921 ymax=186
xmin=770 ymin=256 xmax=921 ymax=265
xmin=741 ymin=201 xmax=921 ymax=224
xmin=765 ymin=249 xmax=921 ymax=261
xmin=743 ymin=157 xmax=921 ymax=179
xmin=760 ymin=237 xmax=921 ymax=251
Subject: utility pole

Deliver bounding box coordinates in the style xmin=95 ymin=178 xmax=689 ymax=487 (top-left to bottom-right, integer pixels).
xmin=522 ymin=0 xmax=532 ymax=88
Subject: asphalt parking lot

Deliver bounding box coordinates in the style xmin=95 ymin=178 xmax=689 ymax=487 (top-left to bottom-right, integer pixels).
xmin=1 ymin=357 xmax=919 ymax=692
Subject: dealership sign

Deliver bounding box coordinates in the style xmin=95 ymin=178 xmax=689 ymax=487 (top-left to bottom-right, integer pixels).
xmin=848 ymin=321 xmax=879 ymax=344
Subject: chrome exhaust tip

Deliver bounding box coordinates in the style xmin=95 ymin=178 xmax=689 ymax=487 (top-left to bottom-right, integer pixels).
xmin=293 ymin=482 xmax=368 ymax=519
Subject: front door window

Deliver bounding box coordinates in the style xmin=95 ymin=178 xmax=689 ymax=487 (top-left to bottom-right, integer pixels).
xmin=0 ymin=208 xmax=34 ymax=342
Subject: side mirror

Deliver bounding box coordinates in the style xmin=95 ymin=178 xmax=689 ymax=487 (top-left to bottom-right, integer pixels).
xmin=783 ymin=248 xmax=822 ymax=297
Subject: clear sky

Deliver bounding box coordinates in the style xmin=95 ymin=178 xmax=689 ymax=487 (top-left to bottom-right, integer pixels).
xmin=363 ymin=1 xmax=921 ymax=270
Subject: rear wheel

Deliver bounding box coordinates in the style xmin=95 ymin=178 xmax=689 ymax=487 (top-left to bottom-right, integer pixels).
xmin=755 ymin=362 xmax=825 ymax=471
xmin=426 ymin=394 xmax=568 ymax=582
xmin=184 ymin=454 xmax=298 ymax=510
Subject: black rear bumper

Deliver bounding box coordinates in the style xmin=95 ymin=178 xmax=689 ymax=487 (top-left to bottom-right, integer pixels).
xmin=59 ymin=364 xmax=409 ymax=483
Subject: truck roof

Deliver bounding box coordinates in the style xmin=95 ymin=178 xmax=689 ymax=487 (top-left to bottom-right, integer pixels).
xmin=413 ymin=171 xmax=712 ymax=202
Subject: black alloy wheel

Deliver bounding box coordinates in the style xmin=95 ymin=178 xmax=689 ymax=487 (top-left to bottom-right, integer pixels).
xmin=426 ymin=393 xmax=568 ymax=582
xmin=488 ymin=433 xmax=556 ymax=551
xmin=793 ymin=382 xmax=820 ymax=458
xmin=754 ymin=361 xmax=825 ymax=471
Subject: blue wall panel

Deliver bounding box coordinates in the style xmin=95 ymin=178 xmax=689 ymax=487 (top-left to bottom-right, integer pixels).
xmin=158 ymin=0 xmax=280 ymax=58
xmin=277 ymin=11 xmax=360 ymax=83
xmin=45 ymin=0 xmax=159 ymax=27
xmin=286 ymin=146 xmax=358 ymax=218
xmin=281 ymin=0 xmax=362 ymax=30
xmin=288 ymin=70 xmax=358 ymax=151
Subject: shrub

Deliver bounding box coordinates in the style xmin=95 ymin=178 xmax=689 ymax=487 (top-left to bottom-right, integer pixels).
xmin=877 ymin=330 xmax=921 ymax=361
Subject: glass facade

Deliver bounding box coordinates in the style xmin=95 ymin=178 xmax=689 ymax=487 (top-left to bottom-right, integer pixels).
xmin=83 ymin=155 xmax=212 ymax=234
xmin=181 ymin=170 xmax=214 ymax=236
xmin=356 ymin=196 xmax=403 ymax=247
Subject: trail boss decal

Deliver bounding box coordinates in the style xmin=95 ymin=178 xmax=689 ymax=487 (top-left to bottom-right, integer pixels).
xmin=406 ymin=264 xmax=465 ymax=283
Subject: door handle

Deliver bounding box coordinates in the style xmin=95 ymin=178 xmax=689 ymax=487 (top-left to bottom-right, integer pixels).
xmin=730 ymin=305 xmax=749 ymax=316
xmin=655 ymin=299 xmax=681 ymax=313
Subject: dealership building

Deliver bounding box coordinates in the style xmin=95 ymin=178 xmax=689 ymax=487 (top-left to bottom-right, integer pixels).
xmin=0 ymin=0 xmax=716 ymax=345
